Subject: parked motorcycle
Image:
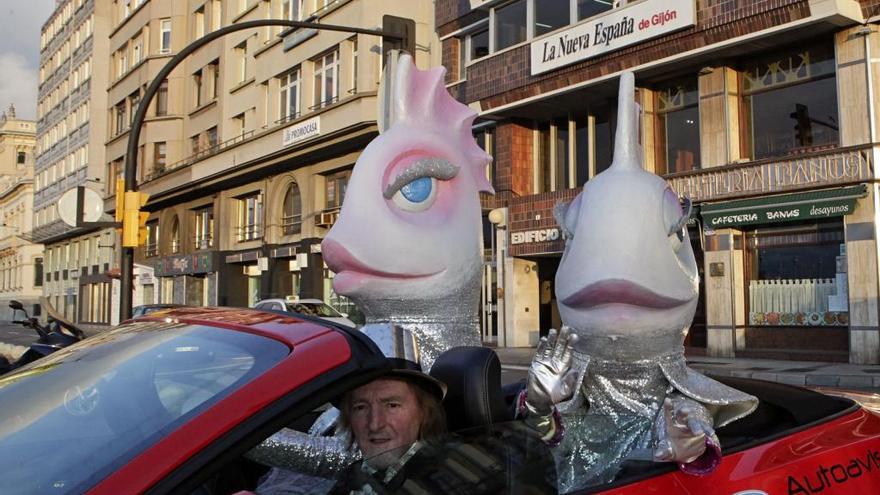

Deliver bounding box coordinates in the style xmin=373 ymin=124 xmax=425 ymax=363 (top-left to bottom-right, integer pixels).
xmin=0 ymin=298 xmax=86 ymax=374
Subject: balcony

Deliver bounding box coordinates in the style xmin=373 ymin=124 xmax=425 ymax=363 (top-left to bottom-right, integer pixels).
xmin=236 ymin=224 xmax=262 ymax=243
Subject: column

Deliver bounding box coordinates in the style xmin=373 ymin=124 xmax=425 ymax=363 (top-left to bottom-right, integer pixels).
xmin=698 ymin=67 xmax=743 ymax=168
xmin=845 ymin=187 xmax=880 ymax=364
xmin=704 ymin=229 xmax=746 ymax=357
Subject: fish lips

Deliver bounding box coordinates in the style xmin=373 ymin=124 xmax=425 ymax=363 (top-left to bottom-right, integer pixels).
xmin=560 ymin=279 xmax=692 ymax=310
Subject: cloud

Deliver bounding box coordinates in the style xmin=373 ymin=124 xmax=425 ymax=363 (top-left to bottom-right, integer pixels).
xmin=0 ymin=53 xmax=39 ymax=120
xmin=1 ymin=1 xmax=56 ymax=69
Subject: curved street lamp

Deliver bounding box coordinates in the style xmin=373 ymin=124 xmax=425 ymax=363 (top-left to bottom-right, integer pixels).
xmin=120 ymin=19 xmax=405 ymax=320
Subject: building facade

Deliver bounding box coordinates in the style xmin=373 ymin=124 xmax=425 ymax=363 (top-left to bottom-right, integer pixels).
xmin=113 ymin=0 xmax=437 ymax=322
xmin=33 ymin=0 xmax=114 ymax=326
xmin=437 ymin=0 xmax=880 ymax=363
xmin=0 ymin=108 xmax=43 ymax=320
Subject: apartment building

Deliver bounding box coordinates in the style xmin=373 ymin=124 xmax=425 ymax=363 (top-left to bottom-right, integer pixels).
xmin=110 ymin=0 xmax=436 ymax=320
xmin=0 ymin=108 xmax=42 ymax=320
xmin=438 ymin=0 xmax=880 ymax=364
xmin=33 ymin=0 xmax=113 ymax=325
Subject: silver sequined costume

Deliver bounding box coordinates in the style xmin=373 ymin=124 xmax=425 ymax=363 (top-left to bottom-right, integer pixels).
xmin=544 ymin=336 xmax=757 ymax=493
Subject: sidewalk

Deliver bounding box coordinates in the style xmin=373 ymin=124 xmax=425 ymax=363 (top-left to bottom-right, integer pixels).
xmin=489 ymin=346 xmax=880 ymax=392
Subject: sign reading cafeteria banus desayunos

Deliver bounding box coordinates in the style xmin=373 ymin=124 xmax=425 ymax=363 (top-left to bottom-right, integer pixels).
xmin=530 ymin=0 xmax=695 ymax=76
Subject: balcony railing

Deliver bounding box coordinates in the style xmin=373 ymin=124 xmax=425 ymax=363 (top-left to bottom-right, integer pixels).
xmin=144 ymin=242 xmax=159 ymax=258
xmin=147 ymin=130 xmax=256 ymax=182
xmin=193 ymin=236 xmax=213 ymax=250
xmin=236 ymin=224 xmax=261 ymax=242
xmin=281 ymin=214 xmax=302 ymax=235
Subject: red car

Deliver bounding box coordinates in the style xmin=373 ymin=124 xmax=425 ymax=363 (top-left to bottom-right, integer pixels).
xmin=0 ymin=306 xmax=877 ymax=494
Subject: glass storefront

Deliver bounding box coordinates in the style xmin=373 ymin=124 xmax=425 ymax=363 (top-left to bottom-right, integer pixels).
xmin=745 ymin=219 xmax=848 ymax=327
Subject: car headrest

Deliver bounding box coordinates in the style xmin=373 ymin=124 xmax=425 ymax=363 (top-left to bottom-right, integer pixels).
xmin=429 ymin=346 xmax=512 ymax=431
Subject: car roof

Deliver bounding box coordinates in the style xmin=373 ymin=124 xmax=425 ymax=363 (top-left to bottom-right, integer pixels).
xmin=295 ymin=299 xmax=325 ymax=305
xmin=136 ymin=306 xmax=336 ymax=348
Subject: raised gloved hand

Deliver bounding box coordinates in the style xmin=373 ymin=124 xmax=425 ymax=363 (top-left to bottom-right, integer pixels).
xmin=525 ymin=326 xmax=579 ymax=416
xmin=653 ymin=395 xmax=722 ymax=475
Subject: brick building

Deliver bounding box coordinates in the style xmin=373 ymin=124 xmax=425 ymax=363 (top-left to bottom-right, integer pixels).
xmin=437 ymin=0 xmax=880 ymax=363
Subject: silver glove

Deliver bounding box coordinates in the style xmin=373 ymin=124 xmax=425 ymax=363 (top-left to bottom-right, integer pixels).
xmin=526 ymin=326 xmax=579 ymax=415
xmin=653 ymin=394 xmax=721 ymax=468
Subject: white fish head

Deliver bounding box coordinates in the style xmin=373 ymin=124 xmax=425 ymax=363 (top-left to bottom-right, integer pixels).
xmin=555 ymin=72 xmax=699 ymax=344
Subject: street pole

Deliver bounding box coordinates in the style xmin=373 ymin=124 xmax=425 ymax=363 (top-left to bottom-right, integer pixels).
xmin=120 ymin=19 xmax=402 ymax=321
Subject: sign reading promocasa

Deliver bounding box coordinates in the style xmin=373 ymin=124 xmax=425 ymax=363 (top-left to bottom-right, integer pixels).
xmin=282 ymin=116 xmax=320 ymax=147
xmin=530 ymin=0 xmax=694 ymax=75
xmin=511 ymin=228 xmax=560 ymax=245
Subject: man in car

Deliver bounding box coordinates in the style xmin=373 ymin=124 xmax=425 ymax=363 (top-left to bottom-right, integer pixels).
xmin=330 ymin=359 xmax=448 ymax=493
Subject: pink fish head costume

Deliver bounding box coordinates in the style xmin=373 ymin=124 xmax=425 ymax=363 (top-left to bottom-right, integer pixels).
xmin=322 ymin=54 xmax=493 ymax=368
xmin=523 ymin=72 xmax=758 ymax=492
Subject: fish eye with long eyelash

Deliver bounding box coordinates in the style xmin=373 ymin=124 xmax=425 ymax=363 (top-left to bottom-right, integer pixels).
xmin=662 ymin=189 xmax=691 ymax=252
xmin=384 ymin=157 xmax=459 ymax=213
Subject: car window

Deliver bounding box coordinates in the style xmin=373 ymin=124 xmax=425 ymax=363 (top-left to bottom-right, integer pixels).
xmin=0 ymin=321 xmax=288 ymax=495
xmin=301 ymin=303 xmax=341 ymax=318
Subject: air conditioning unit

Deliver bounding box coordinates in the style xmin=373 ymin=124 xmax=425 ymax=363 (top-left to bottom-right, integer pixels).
xmin=315 ymin=211 xmax=339 ymax=228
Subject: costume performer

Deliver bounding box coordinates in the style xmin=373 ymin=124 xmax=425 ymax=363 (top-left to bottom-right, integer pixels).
xmin=520 ymin=72 xmax=758 ymax=493
xmin=247 ymin=53 xmax=493 ymax=480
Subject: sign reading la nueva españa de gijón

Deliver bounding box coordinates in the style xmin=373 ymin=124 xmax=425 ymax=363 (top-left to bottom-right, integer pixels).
xmin=530 ymin=0 xmax=695 ymax=76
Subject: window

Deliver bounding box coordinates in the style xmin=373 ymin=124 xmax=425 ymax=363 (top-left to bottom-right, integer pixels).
xmin=741 ymin=42 xmax=838 ymax=160
xmin=193 ymin=207 xmax=214 ymax=249
xmin=128 ymin=90 xmax=141 ymax=124
xmin=191 ymin=135 xmax=201 ymax=155
xmin=34 ymin=258 xmax=43 ymax=287
xmin=211 ymin=0 xmax=221 ymax=32
xmin=193 ymin=69 xmax=203 ymax=107
xmin=114 ymin=101 xmax=127 ymax=134
xmin=535 ymin=0 xmax=570 ymax=36
xmin=156 ymin=79 xmax=168 ymax=116
xmin=282 ymin=182 xmax=302 ymax=235
xmin=536 ymin=119 xmax=572 ymax=193
xmin=474 ymin=128 xmax=495 ymax=187
xmin=656 ymin=78 xmax=700 ymax=174
xmin=170 ymin=217 xmax=181 ymax=254
xmin=194 ymin=7 xmax=205 ymax=39
xmin=132 ymin=38 xmax=143 ymax=65
xmin=279 ymin=68 xmax=300 ymax=122
xmin=282 ymin=0 xmax=302 ymax=21
xmin=145 ymin=221 xmax=159 ymax=257
xmin=210 ymin=60 xmax=220 ymax=99
xmin=325 ymin=170 xmax=350 ymax=209
xmin=578 ymin=0 xmax=613 ymax=20
xmin=351 ymin=37 xmax=358 ymax=93
xmin=238 ymin=194 xmax=262 ymax=242
xmin=206 ymin=126 xmax=218 ymax=150
xmin=160 ymin=19 xmax=172 ymax=53
xmin=154 ymin=142 xmax=167 ymax=172
xmin=494 ymin=0 xmax=527 ymax=51
xmin=313 ymin=49 xmax=339 ymax=109
xmin=235 ymin=41 xmax=248 ymax=83
xmin=233 ymin=113 xmax=246 ymax=136
xmin=16 ymin=152 xmax=25 ymax=165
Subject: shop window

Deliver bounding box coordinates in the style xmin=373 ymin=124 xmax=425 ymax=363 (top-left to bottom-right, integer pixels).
xmin=170 ymin=217 xmax=180 ymax=254
xmin=313 ymin=49 xmax=339 ymax=109
xmin=577 ymin=0 xmax=613 ymax=20
xmin=193 ymin=206 xmax=214 ymax=249
xmin=325 ymin=170 xmax=350 ymax=209
xmin=535 ymin=0 xmax=570 ymax=37
xmin=741 ymin=42 xmax=838 ymax=160
xmin=237 ymin=193 xmax=263 ymax=242
xmin=656 ymin=77 xmax=700 ymax=174
xmin=279 ymin=67 xmax=301 ymax=123
xmin=145 ymin=220 xmax=159 ymax=257
xmin=494 ymin=0 xmax=527 ymax=51
xmin=745 ymin=220 xmax=848 ymax=327
xmin=282 ymin=182 xmax=302 ymax=235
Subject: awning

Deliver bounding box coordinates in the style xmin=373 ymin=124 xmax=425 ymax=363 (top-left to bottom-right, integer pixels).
xmin=700 ymin=185 xmax=867 ymax=228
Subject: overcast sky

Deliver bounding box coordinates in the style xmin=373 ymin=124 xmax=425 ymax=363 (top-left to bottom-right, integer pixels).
xmin=0 ymin=0 xmax=56 ymax=120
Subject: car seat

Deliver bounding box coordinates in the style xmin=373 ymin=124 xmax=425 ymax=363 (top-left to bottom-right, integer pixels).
xmin=429 ymin=346 xmax=512 ymax=431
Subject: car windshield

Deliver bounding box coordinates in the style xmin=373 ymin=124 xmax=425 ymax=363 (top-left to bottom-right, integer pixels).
xmin=0 ymin=320 xmax=288 ymax=495
xmin=288 ymin=302 xmax=341 ymax=317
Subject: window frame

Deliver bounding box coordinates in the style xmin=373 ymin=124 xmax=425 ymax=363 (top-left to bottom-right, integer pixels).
xmin=312 ymin=48 xmax=340 ymax=110
xmin=237 ymin=193 xmax=263 ymax=242
xmin=279 ymin=67 xmax=301 ymax=123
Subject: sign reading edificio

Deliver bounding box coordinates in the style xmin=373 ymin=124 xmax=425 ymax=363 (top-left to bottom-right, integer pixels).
xmin=282 ymin=116 xmax=321 ymax=147
xmin=530 ymin=0 xmax=694 ymax=75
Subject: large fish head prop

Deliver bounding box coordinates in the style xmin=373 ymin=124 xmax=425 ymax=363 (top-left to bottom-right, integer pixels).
xmin=555 ymin=72 xmax=698 ymax=358
xmin=322 ymin=54 xmax=493 ymax=312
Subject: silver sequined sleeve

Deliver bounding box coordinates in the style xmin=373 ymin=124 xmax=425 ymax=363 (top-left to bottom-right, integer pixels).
xmin=245 ymin=427 xmax=360 ymax=477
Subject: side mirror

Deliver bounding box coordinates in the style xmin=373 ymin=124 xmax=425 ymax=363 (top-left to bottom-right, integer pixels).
xmin=9 ymin=300 xmax=23 ymax=311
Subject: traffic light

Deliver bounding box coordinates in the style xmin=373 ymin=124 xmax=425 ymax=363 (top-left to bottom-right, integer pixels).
xmin=115 ymin=178 xmax=125 ymax=223
xmin=790 ymin=103 xmax=813 ymax=146
xmin=122 ymin=191 xmax=150 ymax=248
xmin=382 ymin=15 xmax=415 ymax=61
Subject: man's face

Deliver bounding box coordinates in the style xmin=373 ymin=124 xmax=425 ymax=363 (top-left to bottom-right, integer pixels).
xmin=348 ymin=378 xmax=423 ymax=466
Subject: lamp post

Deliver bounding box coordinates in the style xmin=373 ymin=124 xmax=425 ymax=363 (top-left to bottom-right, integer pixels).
xmin=120 ymin=19 xmax=406 ymax=321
